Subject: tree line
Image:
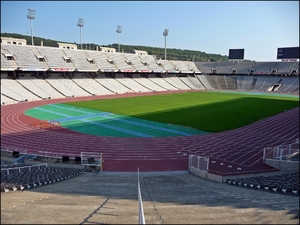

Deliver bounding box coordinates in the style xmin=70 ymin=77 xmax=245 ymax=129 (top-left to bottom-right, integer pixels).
xmin=1 ymin=32 xmax=229 ymax=62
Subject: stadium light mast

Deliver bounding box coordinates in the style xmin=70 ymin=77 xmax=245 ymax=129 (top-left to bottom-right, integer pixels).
xmin=27 ymin=8 xmax=36 ymax=46
xmin=163 ymin=29 xmax=169 ymax=60
xmin=116 ymin=25 xmax=122 ymax=52
xmin=77 ymin=18 xmax=84 ymax=50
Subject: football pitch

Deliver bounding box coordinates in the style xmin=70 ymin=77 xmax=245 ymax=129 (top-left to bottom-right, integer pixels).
xmin=24 ymin=91 xmax=299 ymax=137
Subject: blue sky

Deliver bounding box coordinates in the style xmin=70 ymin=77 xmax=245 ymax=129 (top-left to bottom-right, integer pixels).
xmin=1 ymin=1 xmax=299 ymax=61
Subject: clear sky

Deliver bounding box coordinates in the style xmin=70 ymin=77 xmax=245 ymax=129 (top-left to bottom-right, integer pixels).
xmin=1 ymin=1 xmax=299 ymax=61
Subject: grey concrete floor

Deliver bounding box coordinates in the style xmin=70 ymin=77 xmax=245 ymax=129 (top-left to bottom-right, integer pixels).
xmin=1 ymin=171 xmax=299 ymax=224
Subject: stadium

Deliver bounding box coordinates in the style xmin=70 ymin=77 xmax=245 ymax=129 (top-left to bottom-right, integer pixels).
xmin=1 ymin=35 xmax=299 ymax=224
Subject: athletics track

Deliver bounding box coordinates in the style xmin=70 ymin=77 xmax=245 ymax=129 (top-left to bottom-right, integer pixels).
xmin=1 ymin=90 xmax=299 ymax=174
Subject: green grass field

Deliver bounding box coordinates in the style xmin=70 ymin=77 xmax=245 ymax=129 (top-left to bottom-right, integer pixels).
xmin=65 ymin=91 xmax=299 ymax=132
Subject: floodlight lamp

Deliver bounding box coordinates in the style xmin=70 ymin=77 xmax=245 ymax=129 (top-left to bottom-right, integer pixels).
xmin=27 ymin=8 xmax=36 ymax=20
xmin=77 ymin=18 xmax=84 ymax=27
xmin=116 ymin=25 xmax=122 ymax=33
xmin=163 ymin=29 xmax=169 ymax=37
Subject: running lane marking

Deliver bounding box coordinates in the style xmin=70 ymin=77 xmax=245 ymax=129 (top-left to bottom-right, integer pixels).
xmin=49 ymin=104 xmax=196 ymax=136
xmin=34 ymin=107 xmax=154 ymax=138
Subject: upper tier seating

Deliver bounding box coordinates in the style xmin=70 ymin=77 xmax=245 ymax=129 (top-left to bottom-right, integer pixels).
xmin=63 ymin=49 xmax=98 ymax=71
xmin=106 ymin=52 xmax=136 ymax=71
xmin=1 ymin=50 xmax=17 ymax=70
xmin=84 ymin=51 xmax=118 ymax=72
xmin=2 ymin=44 xmax=47 ymax=70
xmin=35 ymin=46 xmax=75 ymax=70
xmin=1 ymin=43 xmax=298 ymax=76
xmin=139 ymin=55 xmax=165 ymax=71
xmin=169 ymin=60 xmax=191 ymax=73
xmin=123 ymin=53 xmax=152 ymax=72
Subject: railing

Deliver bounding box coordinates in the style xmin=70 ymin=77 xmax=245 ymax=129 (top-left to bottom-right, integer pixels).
xmin=188 ymin=154 xmax=209 ymax=172
xmin=263 ymin=139 xmax=299 ymax=171
xmin=80 ymin=152 xmax=103 ymax=170
xmin=1 ymin=146 xmax=79 ymax=159
xmin=1 ymin=163 xmax=48 ymax=175
xmin=37 ymin=151 xmax=79 ymax=159
xmin=1 ymin=146 xmax=28 ymax=155
xmin=138 ymin=168 xmax=145 ymax=224
xmin=263 ymin=139 xmax=299 ymax=161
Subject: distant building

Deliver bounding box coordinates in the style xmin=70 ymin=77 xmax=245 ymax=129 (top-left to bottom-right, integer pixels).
xmin=133 ymin=50 xmax=148 ymax=55
xmin=58 ymin=42 xmax=77 ymax=50
xmin=99 ymin=47 xmax=116 ymax=53
xmin=1 ymin=37 xmax=27 ymax=45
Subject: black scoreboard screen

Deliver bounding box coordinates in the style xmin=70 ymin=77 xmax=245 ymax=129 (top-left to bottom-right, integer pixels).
xmin=228 ymin=49 xmax=244 ymax=60
xmin=277 ymin=47 xmax=299 ymax=59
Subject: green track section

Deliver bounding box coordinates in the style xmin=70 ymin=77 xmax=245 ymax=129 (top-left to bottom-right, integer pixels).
xmin=24 ymin=104 xmax=207 ymax=138
xmin=65 ymin=91 xmax=299 ymax=132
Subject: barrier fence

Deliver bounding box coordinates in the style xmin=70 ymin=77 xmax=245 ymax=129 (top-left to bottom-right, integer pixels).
xmin=1 ymin=146 xmax=103 ymax=170
xmin=188 ymin=154 xmax=209 ymax=172
xmin=1 ymin=163 xmax=48 ymax=175
xmin=263 ymin=139 xmax=299 ymax=161
xmin=138 ymin=168 xmax=146 ymax=224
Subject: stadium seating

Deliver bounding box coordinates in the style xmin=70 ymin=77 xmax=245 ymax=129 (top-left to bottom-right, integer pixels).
xmin=123 ymin=53 xmax=151 ymax=72
xmin=3 ymin=44 xmax=47 ymax=70
xmin=114 ymin=73 xmax=152 ymax=92
xmin=17 ymin=76 xmax=52 ymax=99
xmin=184 ymin=61 xmax=201 ymax=74
xmin=178 ymin=76 xmax=201 ymax=89
xmin=168 ymin=60 xmax=191 ymax=73
xmin=1 ymin=77 xmax=41 ymax=101
xmin=215 ymin=62 xmax=236 ymax=74
xmin=35 ymin=46 xmax=75 ymax=70
xmin=84 ymin=50 xmax=118 ymax=72
xmin=1 ymin=162 xmax=84 ymax=193
xmin=72 ymin=74 xmax=114 ymax=95
xmin=1 ymin=50 xmax=17 ymax=70
xmin=106 ymin=52 xmax=136 ymax=72
xmin=63 ymin=49 xmax=98 ymax=71
xmin=238 ymin=61 xmax=255 ymax=74
xmin=162 ymin=74 xmax=192 ymax=90
xmin=254 ymin=62 xmax=278 ymax=74
xmin=1 ymin=93 xmax=17 ymax=105
xmin=139 ymin=55 xmax=165 ymax=72
xmin=132 ymin=74 xmax=167 ymax=91
xmin=95 ymin=75 xmax=131 ymax=94
xmin=148 ymin=74 xmax=178 ymax=90
xmin=276 ymin=62 xmax=299 ymax=74
xmin=1 ymin=43 xmax=299 ymax=99
xmin=224 ymin=172 xmax=299 ymax=196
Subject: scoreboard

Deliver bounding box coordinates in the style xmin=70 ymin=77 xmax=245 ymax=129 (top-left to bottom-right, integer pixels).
xmin=228 ymin=49 xmax=244 ymax=60
xmin=277 ymin=47 xmax=299 ymax=59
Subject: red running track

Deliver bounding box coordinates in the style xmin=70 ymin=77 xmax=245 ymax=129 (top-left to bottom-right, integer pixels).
xmin=1 ymin=91 xmax=299 ymax=175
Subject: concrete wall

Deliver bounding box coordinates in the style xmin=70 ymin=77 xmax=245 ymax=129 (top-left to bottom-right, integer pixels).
xmin=189 ymin=167 xmax=223 ymax=183
xmin=264 ymin=159 xmax=299 ymax=171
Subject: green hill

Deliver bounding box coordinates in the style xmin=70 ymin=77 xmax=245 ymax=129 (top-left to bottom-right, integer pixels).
xmin=1 ymin=32 xmax=228 ymax=62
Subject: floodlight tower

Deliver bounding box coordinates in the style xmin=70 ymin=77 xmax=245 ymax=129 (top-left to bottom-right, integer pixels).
xmin=27 ymin=8 xmax=36 ymax=46
xmin=77 ymin=18 xmax=84 ymax=50
xmin=163 ymin=29 xmax=169 ymax=60
xmin=116 ymin=25 xmax=122 ymax=52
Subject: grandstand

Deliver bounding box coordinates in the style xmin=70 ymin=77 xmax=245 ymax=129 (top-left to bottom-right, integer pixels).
xmin=1 ymin=41 xmax=299 ymax=181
